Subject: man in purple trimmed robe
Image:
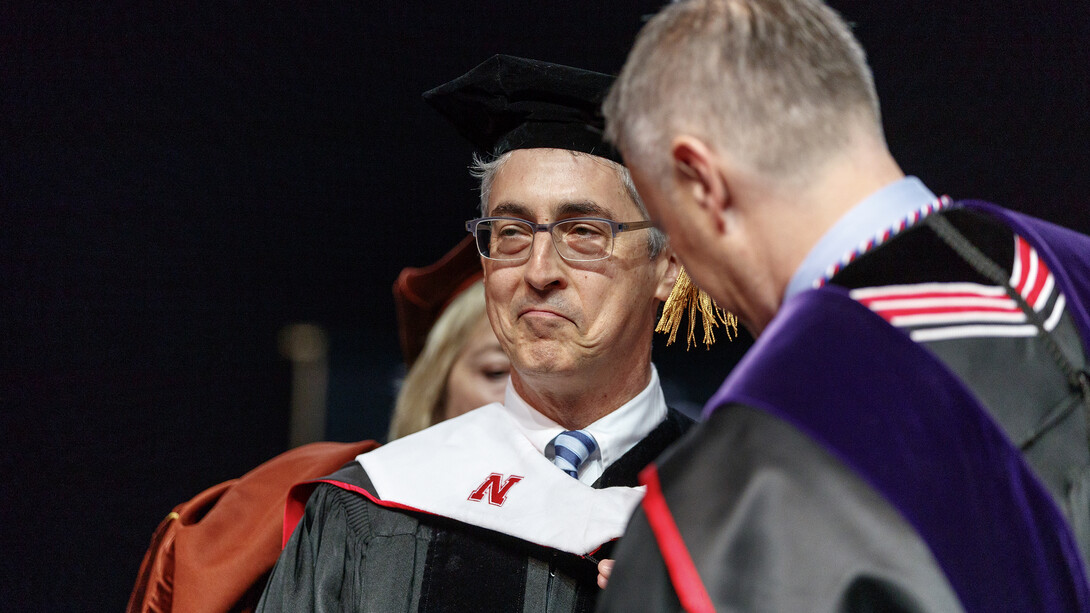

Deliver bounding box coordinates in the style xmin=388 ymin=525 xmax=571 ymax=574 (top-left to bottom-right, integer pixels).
xmin=597 ymin=0 xmax=1090 ymax=611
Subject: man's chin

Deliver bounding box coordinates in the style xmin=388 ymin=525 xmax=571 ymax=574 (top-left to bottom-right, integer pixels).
xmin=510 ymin=344 xmax=578 ymax=378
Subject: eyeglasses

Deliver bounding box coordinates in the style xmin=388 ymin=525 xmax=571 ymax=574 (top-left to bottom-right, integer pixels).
xmin=465 ymin=216 xmax=654 ymax=263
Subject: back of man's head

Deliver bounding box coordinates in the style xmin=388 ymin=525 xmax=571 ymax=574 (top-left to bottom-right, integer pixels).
xmin=605 ymin=0 xmax=884 ymax=190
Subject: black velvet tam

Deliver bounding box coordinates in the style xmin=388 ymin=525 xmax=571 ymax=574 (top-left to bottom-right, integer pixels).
xmin=423 ymin=55 xmax=620 ymax=163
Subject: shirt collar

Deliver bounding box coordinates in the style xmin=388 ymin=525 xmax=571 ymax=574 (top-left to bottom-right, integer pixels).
xmin=503 ymin=365 xmax=668 ymax=484
xmin=784 ymin=176 xmax=937 ymax=302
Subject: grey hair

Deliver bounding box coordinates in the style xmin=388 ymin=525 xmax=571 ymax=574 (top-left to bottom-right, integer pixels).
xmin=469 ymin=150 xmax=668 ymax=259
xmin=604 ymin=0 xmax=883 ymax=190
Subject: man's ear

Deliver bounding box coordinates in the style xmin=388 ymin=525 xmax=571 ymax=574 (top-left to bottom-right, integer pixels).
xmin=653 ymin=247 xmax=681 ymax=303
xmin=671 ymin=136 xmax=729 ymax=233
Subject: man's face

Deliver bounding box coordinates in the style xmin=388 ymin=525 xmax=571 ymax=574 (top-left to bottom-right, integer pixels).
xmin=482 ymin=148 xmax=672 ymax=383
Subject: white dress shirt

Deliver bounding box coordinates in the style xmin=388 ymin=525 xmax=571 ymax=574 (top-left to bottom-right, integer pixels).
xmin=504 ymin=364 xmax=668 ymax=485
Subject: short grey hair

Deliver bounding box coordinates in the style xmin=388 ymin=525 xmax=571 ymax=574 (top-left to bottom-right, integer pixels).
xmin=604 ymin=0 xmax=883 ymax=189
xmin=469 ymin=150 xmax=668 ymax=259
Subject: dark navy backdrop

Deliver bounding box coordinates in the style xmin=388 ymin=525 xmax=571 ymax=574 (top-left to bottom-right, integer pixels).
xmin=3 ymin=2 xmax=1088 ymax=610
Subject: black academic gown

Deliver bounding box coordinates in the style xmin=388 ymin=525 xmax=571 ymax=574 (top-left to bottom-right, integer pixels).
xmin=257 ymin=408 xmax=692 ymax=613
xmin=599 ymin=205 xmax=1090 ymax=612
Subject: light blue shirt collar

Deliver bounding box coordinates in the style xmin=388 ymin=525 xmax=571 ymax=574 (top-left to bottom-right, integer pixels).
xmin=784 ymin=176 xmax=937 ymax=302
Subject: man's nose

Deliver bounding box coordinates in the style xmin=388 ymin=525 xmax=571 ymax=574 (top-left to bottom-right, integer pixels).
xmin=523 ymin=230 xmax=566 ymax=290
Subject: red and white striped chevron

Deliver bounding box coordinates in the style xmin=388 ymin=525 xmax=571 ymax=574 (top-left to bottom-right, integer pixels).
xmin=850 ymin=236 xmax=1067 ymax=342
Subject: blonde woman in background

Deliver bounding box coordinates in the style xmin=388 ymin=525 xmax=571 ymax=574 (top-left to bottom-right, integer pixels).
xmin=389 ymin=279 xmax=509 ymax=440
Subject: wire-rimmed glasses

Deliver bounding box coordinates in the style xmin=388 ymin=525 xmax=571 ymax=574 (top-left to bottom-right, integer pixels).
xmin=465 ymin=216 xmax=654 ymax=263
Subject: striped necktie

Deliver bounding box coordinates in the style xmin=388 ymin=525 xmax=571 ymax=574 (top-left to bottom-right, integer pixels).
xmin=551 ymin=430 xmax=598 ymax=479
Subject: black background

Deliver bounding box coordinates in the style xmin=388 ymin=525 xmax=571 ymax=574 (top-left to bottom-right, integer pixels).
xmin=3 ymin=2 xmax=1089 ymax=610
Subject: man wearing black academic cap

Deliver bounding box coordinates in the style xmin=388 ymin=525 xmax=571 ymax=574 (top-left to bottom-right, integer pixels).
xmin=257 ymin=55 xmax=710 ymax=612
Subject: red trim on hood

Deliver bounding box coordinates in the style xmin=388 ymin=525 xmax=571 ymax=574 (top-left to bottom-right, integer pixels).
xmin=282 ymin=478 xmax=436 ymax=548
xmin=639 ymin=463 xmax=715 ymax=613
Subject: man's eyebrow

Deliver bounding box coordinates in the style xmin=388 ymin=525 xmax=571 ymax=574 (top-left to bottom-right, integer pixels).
xmin=557 ymin=201 xmax=611 ymax=219
xmin=489 ymin=202 xmax=534 ymax=218
xmin=488 ymin=200 xmax=614 ymax=220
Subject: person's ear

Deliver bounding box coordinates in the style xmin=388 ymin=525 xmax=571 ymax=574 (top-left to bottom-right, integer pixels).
xmin=653 ymin=247 xmax=681 ymax=303
xmin=671 ymin=136 xmax=729 ymax=233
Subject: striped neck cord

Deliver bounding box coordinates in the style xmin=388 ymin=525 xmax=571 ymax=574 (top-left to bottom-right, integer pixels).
xmin=813 ymin=195 xmax=955 ymax=289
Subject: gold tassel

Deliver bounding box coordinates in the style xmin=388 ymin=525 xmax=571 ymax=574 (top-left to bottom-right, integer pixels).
xmin=656 ymin=267 xmax=738 ymax=349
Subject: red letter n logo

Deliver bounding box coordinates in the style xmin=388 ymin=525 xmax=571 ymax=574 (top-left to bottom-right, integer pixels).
xmin=467 ymin=473 xmax=524 ymax=506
